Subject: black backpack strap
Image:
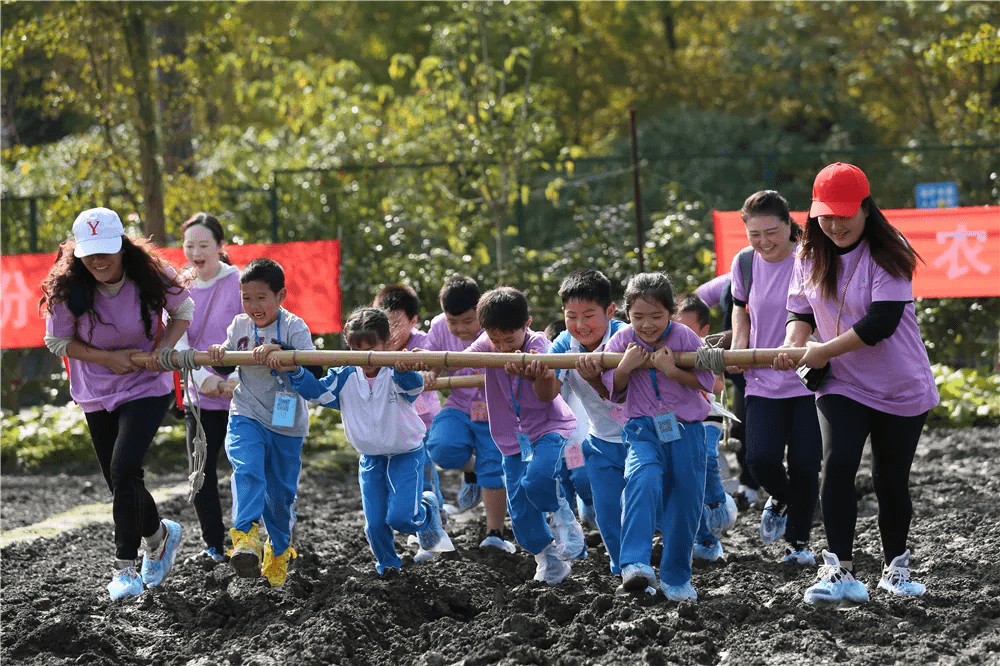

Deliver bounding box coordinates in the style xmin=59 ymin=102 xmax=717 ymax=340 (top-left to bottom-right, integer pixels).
xmin=737 ymin=246 xmax=755 ymax=298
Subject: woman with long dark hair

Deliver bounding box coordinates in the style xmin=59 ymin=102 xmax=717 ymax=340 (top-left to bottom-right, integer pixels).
xmin=776 ymin=164 xmax=938 ymax=607
xmin=42 ymin=207 xmax=193 ymax=600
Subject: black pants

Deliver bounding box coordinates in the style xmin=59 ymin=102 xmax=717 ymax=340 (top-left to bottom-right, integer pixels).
xmin=726 ymin=372 xmax=757 ymax=489
xmin=816 ymin=393 xmax=927 ymax=565
xmin=745 ymin=394 xmax=823 ymax=545
xmin=85 ymin=393 xmax=172 ymax=561
xmin=186 ymin=409 xmax=230 ymax=552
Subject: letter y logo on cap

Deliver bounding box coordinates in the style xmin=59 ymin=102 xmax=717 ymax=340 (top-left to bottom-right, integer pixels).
xmin=86 ymin=218 xmax=101 ymax=235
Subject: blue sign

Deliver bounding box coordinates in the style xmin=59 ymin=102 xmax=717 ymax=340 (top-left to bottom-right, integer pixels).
xmin=915 ymin=181 xmax=959 ymax=209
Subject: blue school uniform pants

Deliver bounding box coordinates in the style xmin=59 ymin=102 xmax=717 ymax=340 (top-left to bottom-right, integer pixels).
xmin=620 ymin=417 xmax=706 ymax=586
xmin=695 ymin=422 xmax=727 ymax=545
xmin=582 ymin=435 xmax=628 ymax=575
xmin=225 ymin=415 xmax=303 ymax=555
xmin=426 ymin=408 xmax=504 ymax=488
xmin=501 ymin=432 xmax=567 ymax=555
xmin=359 ymin=446 xmax=432 ymax=573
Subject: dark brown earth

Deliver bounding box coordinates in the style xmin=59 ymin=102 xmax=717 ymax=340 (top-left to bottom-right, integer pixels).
xmin=2 ymin=427 xmax=999 ymax=666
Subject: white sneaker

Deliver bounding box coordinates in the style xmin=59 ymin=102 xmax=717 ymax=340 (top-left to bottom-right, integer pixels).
xmin=878 ymin=549 xmax=926 ymax=597
xmin=804 ymin=550 xmax=869 ymax=607
xmin=533 ymin=541 xmax=571 ymax=585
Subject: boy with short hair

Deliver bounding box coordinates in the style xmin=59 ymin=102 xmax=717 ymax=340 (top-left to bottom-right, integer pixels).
xmin=425 ymin=276 xmax=513 ymax=552
xmin=207 ymin=258 xmax=315 ymax=588
xmin=674 ymin=293 xmax=738 ymax=563
xmin=467 ymin=286 xmax=585 ymax=584
xmin=548 ymin=269 xmax=629 ymax=574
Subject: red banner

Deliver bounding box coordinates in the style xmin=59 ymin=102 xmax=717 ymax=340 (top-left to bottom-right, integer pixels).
xmin=712 ymin=207 xmax=999 ymax=298
xmin=0 ymin=240 xmax=341 ymax=349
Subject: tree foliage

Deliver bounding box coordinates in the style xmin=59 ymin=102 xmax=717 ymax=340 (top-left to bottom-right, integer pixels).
xmin=2 ymin=0 xmax=997 ymax=375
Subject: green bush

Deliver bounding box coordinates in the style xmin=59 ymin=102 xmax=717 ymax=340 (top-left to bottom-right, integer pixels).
xmin=1 ymin=405 xmax=95 ymax=471
xmin=928 ymin=364 xmax=1000 ymax=428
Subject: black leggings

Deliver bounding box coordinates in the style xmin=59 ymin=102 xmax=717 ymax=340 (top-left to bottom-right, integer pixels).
xmin=726 ymin=372 xmax=758 ymax=489
xmin=85 ymin=393 xmax=172 ymax=561
xmin=816 ymin=393 xmax=928 ymax=565
xmin=745 ymin=394 xmax=822 ymax=545
xmin=186 ymin=409 xmax=230 ymax=552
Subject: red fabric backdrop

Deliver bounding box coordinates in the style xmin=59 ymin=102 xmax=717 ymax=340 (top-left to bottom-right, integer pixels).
xmin=1 ymin=240 xmax=341 ymax=349
xmin=711 ymin=207 xmax=999 ymax=298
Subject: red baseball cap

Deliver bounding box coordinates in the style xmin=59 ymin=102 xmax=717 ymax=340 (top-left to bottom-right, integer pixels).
xmin=809 ymin=162 xmax=870 ymax=218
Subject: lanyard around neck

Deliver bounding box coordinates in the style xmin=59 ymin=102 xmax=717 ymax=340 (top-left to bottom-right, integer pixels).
xmin=632 ymin=322 xmax=673 ymax=401
xmin=253 ymin=310 xmax=285 ymax=385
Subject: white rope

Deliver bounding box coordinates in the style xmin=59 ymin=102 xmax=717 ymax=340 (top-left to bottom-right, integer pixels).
xmin=157 ymin=348 xmax=208 ymax=502
xmin=694 ymin=346 xmax=727 ymax=372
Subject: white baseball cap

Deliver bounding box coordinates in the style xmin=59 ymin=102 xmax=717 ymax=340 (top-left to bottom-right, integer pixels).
xmin=72 ymin=208 xmax=124 ymax=257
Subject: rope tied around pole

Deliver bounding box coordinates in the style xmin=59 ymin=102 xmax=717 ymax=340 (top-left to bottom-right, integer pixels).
xmin=157 ymin=349 xmax=209 ymax=503
xmin=694 ymin=346 xmax=727 ymax=373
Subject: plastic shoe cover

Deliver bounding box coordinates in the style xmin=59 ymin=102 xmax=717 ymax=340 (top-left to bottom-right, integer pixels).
xmin=548 ymin=495 xmax=586 ymax=561
xmin=661 ymin=580 xmax=698 ymax=602
xmin=202 ymin=547 xmax=227 ymax=563
xmin=693 ymin=539 xmax=724 ymax=562
xmin=108 ymin=563 xmax=144 ymax=600
xmin=804 ymin=550 xmax=869 ymax=607
xmin=620 ymin=563 xmax=657 ymax=593
xmin=738 ymin=485 xmax=760 ymax=505
xmin=261 ymin=543 xmax=297 ymax=589
xmin=533 ymin=542 xmax=571 ymax=585
xmin=705 ymin=494 xmax=739 ymax=538
xmin=878 ymin=549 xmax=926 ymax=597
xmin=759 ymin=497 xmax=788 ymax=545
xmin=782 ymin=545 xmax=816 ymax=566
xmin=229 ymin=523 xmax=263 ymax=578
xmin=577 ymin=496 xmax=599 ymax=530
xmin=456 ymin=479 xmax=483 ymax=512
xmin=140 ymin=519 xmax=182 ymax=587
xmin=413 ymin=548 xmax=437 ymax=563
xmin=480 ymin=531 xmax=517 ymax=553
xmin=418 ymin=491 xmax=455 ymax=553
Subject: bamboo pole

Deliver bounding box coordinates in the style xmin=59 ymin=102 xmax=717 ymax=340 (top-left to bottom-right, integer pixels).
xmin=425 ymin=375 xmax=485 ymax=390
xmin=133 ymin=348 xmax=807 ymax=371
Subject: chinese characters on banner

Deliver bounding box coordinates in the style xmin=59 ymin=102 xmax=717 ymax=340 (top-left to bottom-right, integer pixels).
xmin=712 ymin=207 xmax=999 ymax=299
xmin=0 ymin=240 xmax=341 ymax=349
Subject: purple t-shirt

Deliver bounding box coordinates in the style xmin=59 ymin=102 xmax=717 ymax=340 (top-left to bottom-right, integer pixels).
xmin=185 ymin=267 xmax=243 ymax=411
xmin=786 ymin=241 xmax=938 ymax=416
xmin=406 ymin=327 xmax=442 ymax=428
xmin=601 ymin=322 xmax=714 ymax=423
xmin=696 ymin=273 xmax=731 ymax=308
xmin=426 ymin=313 xmax=486 ymax=415
xmin=731 ymin=249 xmax=811 ymax=399
xmin=466 ymin=330 xmax=577 ymax=456
xmin=46 ymin=278 xmax=191 ymax=413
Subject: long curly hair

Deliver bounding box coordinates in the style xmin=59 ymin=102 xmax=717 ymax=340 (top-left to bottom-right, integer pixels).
xmin=40 ymin=236 xmax=186 ymax=339
xmin=800 ymin=197 xmax=921 ymax=301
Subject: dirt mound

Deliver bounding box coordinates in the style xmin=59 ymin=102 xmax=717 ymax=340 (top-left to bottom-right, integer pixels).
xmin=3 ymin=427 xmax=999 ymax=665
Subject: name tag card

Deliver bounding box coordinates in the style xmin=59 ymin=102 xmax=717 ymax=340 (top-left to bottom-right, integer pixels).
xmin=564 ymin=441 xmax=585 ymax=469
xmin=272 ymin=392 xmax=297 ymax=428
xmin=654 ymin=412 xmax=680 ymax=443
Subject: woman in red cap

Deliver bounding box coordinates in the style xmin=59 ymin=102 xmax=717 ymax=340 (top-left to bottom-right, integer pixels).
xmin=775 ymin=163 xmax=939 ymax=608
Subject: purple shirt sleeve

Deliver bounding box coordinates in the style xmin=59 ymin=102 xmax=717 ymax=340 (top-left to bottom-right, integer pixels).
xmin=696 ymin=274 xmax=730 ymax=308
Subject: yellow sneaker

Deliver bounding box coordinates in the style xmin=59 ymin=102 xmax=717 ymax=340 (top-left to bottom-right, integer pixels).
xmin=229 ymin=523 xmax=263 ymax=578
xmin=261 ymin=541 xmax=297 ymax=589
